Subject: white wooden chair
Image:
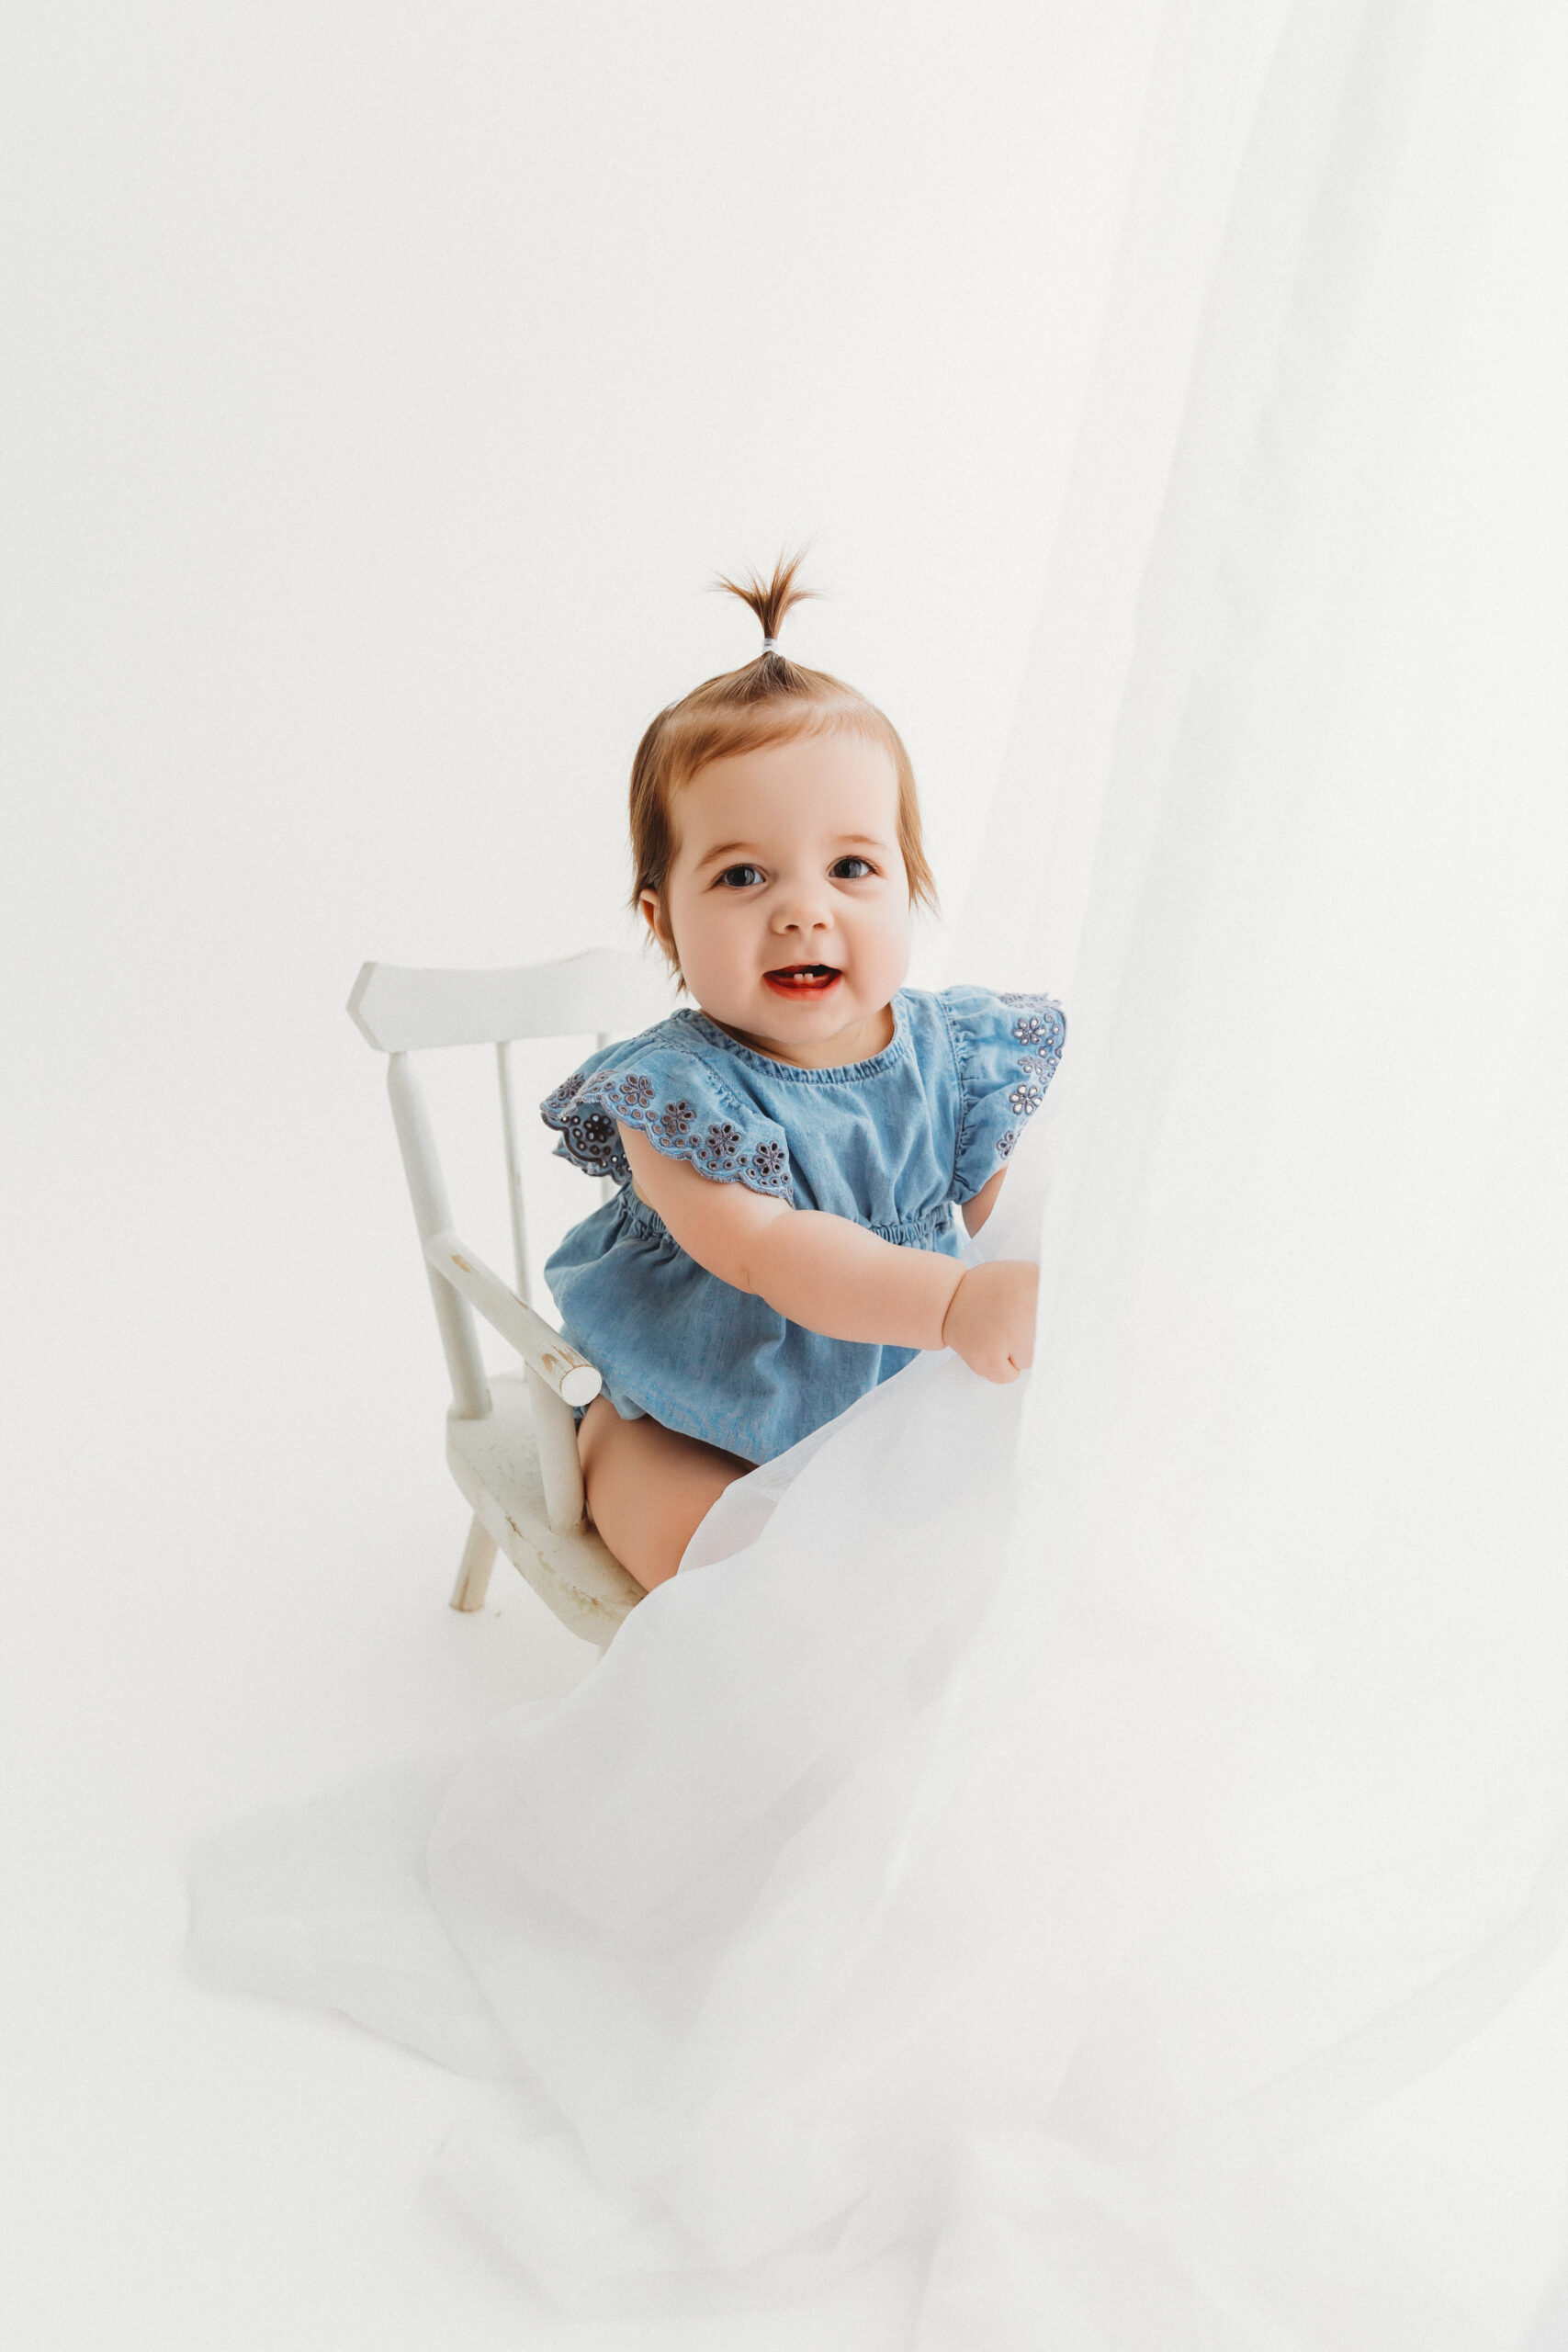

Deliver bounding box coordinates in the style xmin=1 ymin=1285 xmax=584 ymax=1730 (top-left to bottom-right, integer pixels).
xmin=348 ymin=951 xmax=673 ymax=1647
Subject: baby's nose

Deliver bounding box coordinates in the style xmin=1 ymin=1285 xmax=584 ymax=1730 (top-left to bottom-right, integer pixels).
xmin=772 ymin=889 xmax=832 ymax=932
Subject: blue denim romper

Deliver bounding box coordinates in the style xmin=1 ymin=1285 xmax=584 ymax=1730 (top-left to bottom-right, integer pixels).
xmin=540 ymin=985 xmax=1065 ymax=1464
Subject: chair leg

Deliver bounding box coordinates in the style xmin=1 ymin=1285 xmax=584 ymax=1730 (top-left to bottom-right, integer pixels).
xmin=450 ymin=1513 xmax=498 ymax=1612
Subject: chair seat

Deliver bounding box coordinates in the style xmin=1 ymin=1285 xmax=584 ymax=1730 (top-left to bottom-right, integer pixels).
xmin=446 ymin=1374 xmax=644 ymax=1646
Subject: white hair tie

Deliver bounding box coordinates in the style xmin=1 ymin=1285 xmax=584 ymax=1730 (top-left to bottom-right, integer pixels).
xmin=761 ymin=639 xmax=780 ymax=655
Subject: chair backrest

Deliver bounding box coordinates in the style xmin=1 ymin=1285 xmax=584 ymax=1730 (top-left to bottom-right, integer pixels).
xmin=350 ymin=949 xmax=675 ymax=1417
xmin=348 ymin=949 xmax=673 ymax=1056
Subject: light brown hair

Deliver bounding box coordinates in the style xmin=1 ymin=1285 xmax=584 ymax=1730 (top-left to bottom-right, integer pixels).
xmin=628 ymin=555 xmax=938 ymax=959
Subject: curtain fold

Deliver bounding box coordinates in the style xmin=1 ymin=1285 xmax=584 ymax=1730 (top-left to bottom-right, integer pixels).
xmin=188 ymin=4 xmax=1568 ymax=2339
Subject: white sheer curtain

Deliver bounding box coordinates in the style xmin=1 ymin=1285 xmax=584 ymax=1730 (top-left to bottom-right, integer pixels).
xmin=189 ymin=3 xmax=1568 ymax=2341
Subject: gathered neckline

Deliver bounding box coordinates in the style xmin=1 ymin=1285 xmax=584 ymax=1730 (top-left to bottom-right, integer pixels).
xmin=682 ymin=995 xmax=911 ymax=1083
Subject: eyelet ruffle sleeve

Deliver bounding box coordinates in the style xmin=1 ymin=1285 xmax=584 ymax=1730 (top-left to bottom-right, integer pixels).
xmin=540 ymin=1043 xmax=795 ymax=1202
xmin=943 ymin=985 xmax=1066 ymax=1203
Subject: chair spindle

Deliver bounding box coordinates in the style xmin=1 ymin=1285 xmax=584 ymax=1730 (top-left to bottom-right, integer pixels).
xmin=387 ymin=1053 xmax=491 ymax=1420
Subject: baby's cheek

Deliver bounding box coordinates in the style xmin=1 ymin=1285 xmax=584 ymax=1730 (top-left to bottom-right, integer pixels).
xmin=679 ymin=915 xmax=757 ymax=1022
xmin=861 ymin=905 xmax=912 ymax=992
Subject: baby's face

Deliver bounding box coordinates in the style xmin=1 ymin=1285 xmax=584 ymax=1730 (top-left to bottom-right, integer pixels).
xmin=643 ymin=730 xmax=912 ymax=1066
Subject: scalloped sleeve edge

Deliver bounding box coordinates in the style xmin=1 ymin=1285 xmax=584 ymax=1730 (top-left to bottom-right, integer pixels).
xmin=541 ymin=1067 xmax=795 ymax=1202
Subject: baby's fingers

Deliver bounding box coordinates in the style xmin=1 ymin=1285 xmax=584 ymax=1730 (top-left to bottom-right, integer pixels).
xmin=942 ymin=1261 xmax=1037 ymax=1383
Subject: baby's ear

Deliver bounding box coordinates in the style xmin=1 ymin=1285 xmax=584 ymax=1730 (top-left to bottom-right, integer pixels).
xmin=639 ymin=889 xmax=679 ymax=967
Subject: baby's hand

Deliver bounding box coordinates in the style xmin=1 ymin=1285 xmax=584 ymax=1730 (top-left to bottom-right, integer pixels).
xmin=940 ymin=1261 xmax=1038 ymax=1383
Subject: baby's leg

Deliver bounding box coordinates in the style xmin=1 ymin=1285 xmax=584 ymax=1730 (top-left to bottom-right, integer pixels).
xmin=578 ymin=1396 xmax=750 ymax=1590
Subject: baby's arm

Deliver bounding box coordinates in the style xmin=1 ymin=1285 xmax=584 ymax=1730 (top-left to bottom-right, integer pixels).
xmin=619 ymin=1127 xmax=1035 ymax=1382
xmin=961 ymin=1167 xmax=1006 ymax=1235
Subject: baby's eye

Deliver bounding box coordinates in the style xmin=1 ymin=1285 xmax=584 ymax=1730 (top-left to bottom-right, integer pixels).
xmin=715 ymin=863 xmax=764 ymax=889
xmin=829 ymin=855 xmax=875 ymax=880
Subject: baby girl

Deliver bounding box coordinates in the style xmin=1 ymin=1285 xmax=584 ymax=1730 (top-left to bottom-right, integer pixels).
xmin=542 ymin=557 xmax=1064 ymax=1589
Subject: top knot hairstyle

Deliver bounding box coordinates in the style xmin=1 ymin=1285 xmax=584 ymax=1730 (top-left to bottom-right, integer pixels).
xmin=628 ymin=553 xmax=938 ymax=947
xmin=712 ymin=549 xmax=818 ymax=687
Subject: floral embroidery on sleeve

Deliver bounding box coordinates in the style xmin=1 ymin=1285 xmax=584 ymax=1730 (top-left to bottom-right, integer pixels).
xmin=542 ymin=1064 xmax=794 ymax=1200
xmin=949 ymin=989 xmax=1066 ymax=1196
xmin=1000 ymin=994 xmax=1066 ymax=1112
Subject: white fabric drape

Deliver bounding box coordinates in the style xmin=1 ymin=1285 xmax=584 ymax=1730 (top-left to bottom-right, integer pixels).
xmin=189 ymin=2 xmax=1568 ymax=2340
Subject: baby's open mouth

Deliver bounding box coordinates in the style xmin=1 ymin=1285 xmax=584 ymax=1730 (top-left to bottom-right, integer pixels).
xmin=763 ymin=963 xmax=842 ymax=997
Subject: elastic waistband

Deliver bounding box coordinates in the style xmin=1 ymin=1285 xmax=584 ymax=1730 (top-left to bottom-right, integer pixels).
xmin=871 ymin=1206 xmax=956 ymax=1247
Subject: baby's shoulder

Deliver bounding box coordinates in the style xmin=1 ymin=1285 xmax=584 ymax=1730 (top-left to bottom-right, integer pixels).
xmin=546 ymin=1009 xmax=763 ymax=1105
xmin=903 ymin=982 xmax=1066 ymax=1076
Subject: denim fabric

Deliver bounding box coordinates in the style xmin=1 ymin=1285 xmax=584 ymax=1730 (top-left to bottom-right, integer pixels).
xmin=541 ymin=985 xmax=1064 ymax=1464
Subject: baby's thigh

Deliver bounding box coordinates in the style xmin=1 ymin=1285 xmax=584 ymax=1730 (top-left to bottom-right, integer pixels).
xmin=578 ymin=1397 xmax=749 ymax=1591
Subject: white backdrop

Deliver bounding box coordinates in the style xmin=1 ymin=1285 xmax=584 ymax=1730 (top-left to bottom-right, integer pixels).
xmin=6 ymin=4 xmax=1566 ymax=2347
xmin=3 ymin=6 xmax=1161 ymax=2348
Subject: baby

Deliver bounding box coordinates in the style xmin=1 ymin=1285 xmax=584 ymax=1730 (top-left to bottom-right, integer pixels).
xmin=542 ymin=557 xmax=1064 ymax=1589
